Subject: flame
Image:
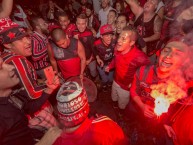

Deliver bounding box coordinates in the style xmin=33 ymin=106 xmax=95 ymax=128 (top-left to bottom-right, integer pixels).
xmin=150 ymin=80 xmax=186 ymax=116
xmin=154 ymin=96 xmax=170 ymax=116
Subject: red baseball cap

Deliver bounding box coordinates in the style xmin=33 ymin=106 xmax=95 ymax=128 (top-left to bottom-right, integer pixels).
xmin=0 ymin=18 xmax=28 ymax=44
xmin=100 ymin=24 xmax=114 ymax=35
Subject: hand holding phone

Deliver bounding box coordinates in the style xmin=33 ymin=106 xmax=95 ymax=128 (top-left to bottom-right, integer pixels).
xmin=44 ymin=66 xmax=55 ymax=84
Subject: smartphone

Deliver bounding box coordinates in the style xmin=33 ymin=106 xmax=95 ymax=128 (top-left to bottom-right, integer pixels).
xmin=44 ymin=66 xmax=55 ymax=84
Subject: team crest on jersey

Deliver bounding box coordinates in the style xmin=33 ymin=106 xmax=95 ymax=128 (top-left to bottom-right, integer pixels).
xmin=82 ymin=37 xmax=87 ymax=43
xmin=140 ymin=81 xmax=151 ymax=97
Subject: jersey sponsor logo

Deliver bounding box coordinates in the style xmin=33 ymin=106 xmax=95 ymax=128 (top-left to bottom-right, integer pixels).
xmin=104 ymin=52 xmax=113 ymax=60
xmin=140 ymin=81 xmax=155 ymax=105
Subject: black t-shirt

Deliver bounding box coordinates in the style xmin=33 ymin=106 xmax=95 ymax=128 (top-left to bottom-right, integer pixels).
xmin=93 ymin=38 xmax=116 ymax=65
xmin=0 ymin=97 xmax=35 ymax=145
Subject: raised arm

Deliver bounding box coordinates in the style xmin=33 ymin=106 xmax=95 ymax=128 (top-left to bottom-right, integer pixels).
xmin=0 ymin=0 xmax=13 ymax=18
xmin=125 ymin=0 xmax=143 ymax=19
xmin=47 ymin=43 xmax=59 ymax=74
xmin=143 ymin=15 xmax=162 ymax=42
xmin=54 ymin=3 xmax=64 ymax=12
xmin=77 ymin=40 xmax=86 ymax=78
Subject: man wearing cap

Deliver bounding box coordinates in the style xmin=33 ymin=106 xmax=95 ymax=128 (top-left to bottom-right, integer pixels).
xmin=105 ymin=26 xmax=150 ymax=120
xmin=93 ymin=24 xmax=116 ymax=91
xmin=129 ymin=34 xmax=193 ymax=144
xmin=0 ymin=18 xmax=59 ymax=133
xmin=0 ymin=57 xmax=62 ymax=145
xmin=53 ymin=81 xmax=129 ymax=145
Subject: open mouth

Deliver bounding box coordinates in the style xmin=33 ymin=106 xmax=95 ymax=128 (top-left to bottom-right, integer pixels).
xmin=161 ymin=60 xmax=172 ymax=68
xmin=10 ymin=71 xmax=17 ymax=79
xmin=26 ymin=46 xmax=32 ymax=51
xmin=117 ymin=27 xmax=121 ymax=31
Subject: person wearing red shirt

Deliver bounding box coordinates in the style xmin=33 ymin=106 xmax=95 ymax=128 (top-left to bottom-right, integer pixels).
xmin=53 ymin=81 xmax=129 ymax=145
xmin=73 ymin=14 xmax=98 ymax=80
xmin=106 ymin=26 xmax=150 ymax=118
xmin=30 ymin=16 xmax=55 ymax=79
xmin=50 ymin=28 xmax=86 ymax=80
xmin=130 ymin=34 xmax=193 ymax=144
xmin=0 ymin=18 xmax=59 ymax=135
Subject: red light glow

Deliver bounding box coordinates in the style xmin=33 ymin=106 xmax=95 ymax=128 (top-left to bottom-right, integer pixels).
xmin=150 ymin=80 xmax=186 ymax=116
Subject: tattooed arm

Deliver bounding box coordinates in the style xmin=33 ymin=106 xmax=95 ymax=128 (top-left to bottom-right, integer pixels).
xmin=125 ymin=0 xmax=143 ymax=19
xmin=143 ymin=15 xmax=162 ymax=42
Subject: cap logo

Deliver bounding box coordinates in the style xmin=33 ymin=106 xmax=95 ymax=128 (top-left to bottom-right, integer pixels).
xmin=104 ymin=26 xmax=111 ymax=32
xmin=7 ymin=32 xmax=16 ymax=39
xmin=0 ymin=18 xmax=18 ymax=33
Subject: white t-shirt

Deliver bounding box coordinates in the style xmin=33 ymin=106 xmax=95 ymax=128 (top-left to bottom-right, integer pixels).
xmin=98 ymin=6 xmax=114 ymax=27
xmin=13 ymin=5 xmax=28 ymax=28
xmin=156 ymin=1 xmax=165 ymax=13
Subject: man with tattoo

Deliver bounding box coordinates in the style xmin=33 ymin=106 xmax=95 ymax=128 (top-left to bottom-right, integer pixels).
xmin=125 ymin=0 xmax=163 ymax=64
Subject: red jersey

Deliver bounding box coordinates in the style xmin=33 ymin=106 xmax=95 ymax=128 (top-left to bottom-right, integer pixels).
xmin=109 ymin=46 xmax=150 ymax=90
xmin=50 ymin=38 xmax=80 ymax=79
xmin=73 ymin=28 xmax=94 ymax=60
xmin=1 ymin=51 xmax=45 ymax=99
xmin=130 ymin=65 xmax=158 ymax=104
xmin=31 ymin=31 xmax=50 ymax=70
xmin=53 ymin=116 xmax=129 ymax=145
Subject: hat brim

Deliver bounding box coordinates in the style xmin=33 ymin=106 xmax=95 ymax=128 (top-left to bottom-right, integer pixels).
xmin=8 ymin=33 xmax=28 ymax=44
xmin=1 ymin=27 xmax=28 ymax=44
xmin=101 ymin=31 xmax=114 ymax=36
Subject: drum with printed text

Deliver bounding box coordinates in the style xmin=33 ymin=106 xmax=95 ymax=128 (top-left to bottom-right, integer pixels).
xmin=66 ymin=76 xmax=97 ymax=102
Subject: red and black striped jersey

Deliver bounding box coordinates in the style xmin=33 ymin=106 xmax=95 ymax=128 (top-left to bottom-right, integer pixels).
xmin=130 ymin=65 xmax=158 ymax=104
xmin=1 ymin=51 xmax=46 ymax=100
xmin=50 ymin=38 xmax=81 ymax=79
xmin=73 ymin=28 xmax=95 ymax=60
xmin=31 ymin=31 xmax=50 ymax=70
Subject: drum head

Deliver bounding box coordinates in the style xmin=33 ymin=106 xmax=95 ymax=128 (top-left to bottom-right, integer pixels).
xmin=66 ymin=76 xmax=97 ymax=102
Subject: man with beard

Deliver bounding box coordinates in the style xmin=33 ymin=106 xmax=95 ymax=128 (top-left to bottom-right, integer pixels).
xmin=57 ymin=12 xmax=77 ymax=38
xmin=30 ymin=16 xmax=58 ymax=79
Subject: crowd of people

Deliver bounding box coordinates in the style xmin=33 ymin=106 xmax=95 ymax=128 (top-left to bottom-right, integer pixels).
xmin=0 ymin=0 xmax=193 ymax=145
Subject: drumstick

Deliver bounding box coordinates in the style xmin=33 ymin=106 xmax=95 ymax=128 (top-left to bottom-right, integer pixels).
xmin=81 ymin=77 xmax=84 ymax=88
xmin=57 ymin=73 xmax=65 ymax=84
